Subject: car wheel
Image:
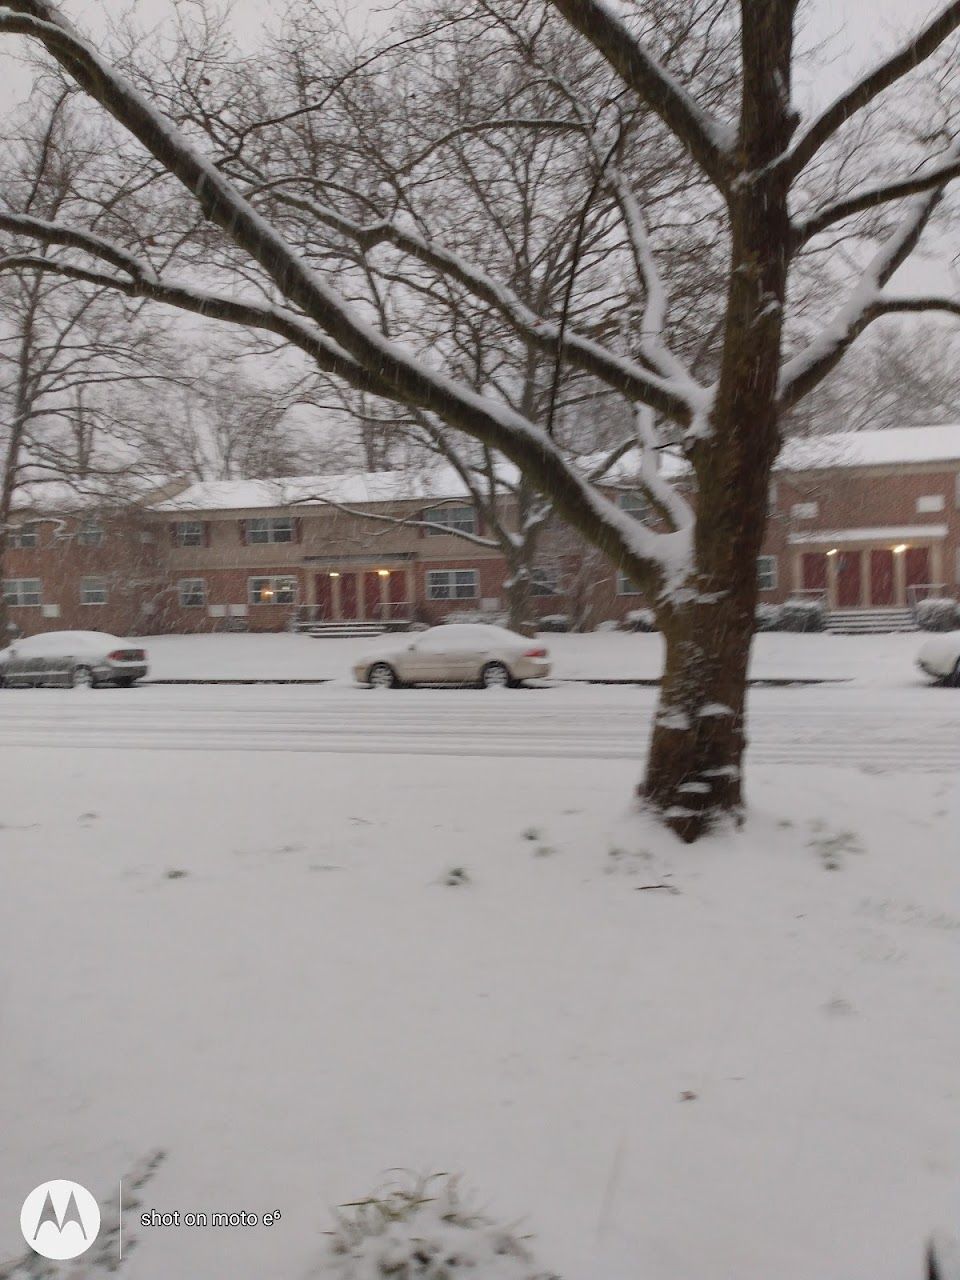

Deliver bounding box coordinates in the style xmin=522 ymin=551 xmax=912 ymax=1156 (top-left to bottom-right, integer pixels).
xmin=367 ymin=662 xmax=399 ymax=689
xmin=480 ymin=661 xmax=512 ymax=689
xmin=70 ymin=665 xmax=95 ymax=689
xmin=114 ymin=677 xmax=136 ymax=688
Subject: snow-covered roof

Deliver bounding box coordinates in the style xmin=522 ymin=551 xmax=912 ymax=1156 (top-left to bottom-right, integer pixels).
xmin=148 ymin=425 xmax=960 ymax=515
xmin=152 ymin=464 xmax=521 ymax=513
xmin=776 ymin=425 xmax=960 ymax=471
xmin=12 ymin=476 xmax=185 ymax=514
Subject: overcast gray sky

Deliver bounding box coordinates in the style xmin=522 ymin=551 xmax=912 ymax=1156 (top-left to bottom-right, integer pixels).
xmin=0 ymin=0 xmax=952 ymax=296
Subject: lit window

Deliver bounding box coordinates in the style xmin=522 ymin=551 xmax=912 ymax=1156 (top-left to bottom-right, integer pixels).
xmin=80 ymin=576 xmax=108 ymax=605
xmin=426 ymin=569 xmax=479 ymax=600
xmin=175 ymin=521 xmax=205 ymax=546
xmin=78 ymin=519 xmax=105 ymax=547
xmin=8 ymin=523 xmax=39 ymax=548
xmin=178 ymin=578 xmax=207 ymax=608
xmin=616 ymin=572 xmax=642 ymax=596
xmin=247 ymin=517 xmax=293 ymax=544
xmin=757 ymin=556 xmax=778 ymax=591
xmin=424 ymin=506 xmax=477 ymax=535
xmin=2 ymin=578 xmax=42 ymax=606
xmin=249 ymin=576 xmax=297 ymax=605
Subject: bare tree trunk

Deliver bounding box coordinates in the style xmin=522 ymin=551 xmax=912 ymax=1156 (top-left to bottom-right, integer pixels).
xmin=504 ymin=560 xmax=537 ymax=635
xmin=643 ymin=0 xmax=795 ymax=841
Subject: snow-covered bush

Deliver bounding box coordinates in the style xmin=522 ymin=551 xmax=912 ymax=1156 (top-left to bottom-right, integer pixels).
xmin=754 ymin=603 xmax=782 ymax=632
xmin=318 ymin=1175 xmax=557 ymax=1280
xmin=593 ymin=619 xmax=619 ymax=632
xmin=537 ymin=614 xmax=569 ymax=633
xmin=442 ymin=608 xmax=507 ymax=627
xmin=780 ymin=599 xmax=825 ymax=632
xmin=916 ymin=598 xmax=960 ymax=631
xmin=623 ymin=608 xmax=657 ymax=632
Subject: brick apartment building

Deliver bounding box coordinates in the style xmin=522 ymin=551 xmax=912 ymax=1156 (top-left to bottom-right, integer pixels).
xmin=4 ymin=425 xmax=959 ymax=635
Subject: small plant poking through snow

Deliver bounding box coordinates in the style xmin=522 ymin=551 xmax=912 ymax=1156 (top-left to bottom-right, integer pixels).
xmin=444 ymin=867 xmax=470 ymax=887
xmin=320 ymin=1174 xmax=559 ymax=1280
xmin=807 ymin=823 xmax=864 ymax=871
xmin=521 ymin=827 xmax=541 ymax=842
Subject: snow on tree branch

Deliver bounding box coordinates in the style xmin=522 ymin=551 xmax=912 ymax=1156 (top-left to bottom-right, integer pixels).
xmin=784 ymin=0 xmax=960 ymax=179
xmin=244 ymin=182 xmax=697 ymax=422
xmin=546 ymin=0 xmax=734 ymax=187
xmin=793 ymin=154 xmax=960 ymax=245
xmin=778 ymin=158 xmax=959 ymax=409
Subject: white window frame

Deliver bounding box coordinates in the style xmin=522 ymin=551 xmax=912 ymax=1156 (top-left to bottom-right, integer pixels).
xmin=531 ymin=568 xmax=561 ymax=597
xmin=246 ymin=517 xmax=294 ymax=544
xmin=80 ymin=576 xmax=109 ymax=606
xmin=618 ymin=491 xmax=651 ymax=521
xmin=425 ymin=568 xmax=479 ymax=600
xmin=248 ymin=575 xmax=298 ymax=605
xmin=175 ymin=520 xmax=205 ymax=547
xmin=2 ymin=577 xmax=42 ymax=606
xmin=424 ymin=505 xmax=477 ymax=536
xmin=616 ymin=571 xmax=642 ymax=596
xmin=916 ymin=494 xmax=945 ymax=513
xmin=757 ymin=555 xmax=778 ymax=591
xmin=178 ymin=578 xmax=207 ymax=608
xmin=8 ymin=522 xmax=39 ymax=548
xmin=77 ymin=519 xmax=105 ymax=547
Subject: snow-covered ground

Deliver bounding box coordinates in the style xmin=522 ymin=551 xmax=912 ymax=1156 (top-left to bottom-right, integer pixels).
xmin=1 ymin=637 xmax=957 ymax=1280
xmin=141 ymin=627 xmax=929 ymax=686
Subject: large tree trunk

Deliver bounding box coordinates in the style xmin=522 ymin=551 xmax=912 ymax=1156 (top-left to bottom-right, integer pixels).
xmin=642 ymin=0 xmax=796 ymax=841
xmin=504 ymin=561 xmax=537 ymax=635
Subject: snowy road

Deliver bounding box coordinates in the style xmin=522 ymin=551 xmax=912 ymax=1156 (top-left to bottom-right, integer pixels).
xmin=0 ymin=682 xmax=956 ymax=770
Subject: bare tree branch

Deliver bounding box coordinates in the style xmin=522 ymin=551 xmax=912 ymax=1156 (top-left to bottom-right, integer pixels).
xmin=784 ymin=0 xmax=960 ymax=179
xmin=794 ymin=154 xmax=960 ymax=244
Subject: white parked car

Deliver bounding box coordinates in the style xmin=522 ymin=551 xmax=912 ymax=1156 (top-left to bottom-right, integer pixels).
xmin=916 ymin=634 xmax=960 ymax=686
xmin=353 ymin=623 xmax=551 ymax=688
xmin=0 ymin=631 xmax=149 ymax=688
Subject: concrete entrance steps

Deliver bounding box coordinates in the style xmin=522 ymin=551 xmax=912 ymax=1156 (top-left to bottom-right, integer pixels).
xmin=298 ymin=622 xmax=388 ymax=638
xmin=825 ymin=608 xmax=916 ymax=634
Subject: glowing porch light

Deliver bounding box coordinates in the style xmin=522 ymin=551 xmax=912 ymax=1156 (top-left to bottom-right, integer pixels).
xmin=377 ymin=569 xmax=390 ymax=578
xmin=826 ymin=548 xmax=838 ymax=557
xmin=329 ymin=571 xmax=341 ymax=578
xmin=892 ymin=544 xmax=908 ymax=554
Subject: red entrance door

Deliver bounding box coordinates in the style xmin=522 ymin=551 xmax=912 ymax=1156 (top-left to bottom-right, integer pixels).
xmin=905 ymin=546 xmax=930 ymax=597
xmin=802 ymin=552 xmax=827 ymax=591
xmin=363 ymin=571 xmax=383 ymax=621
xmin=869 ymin=549 xmax=894 ymax=606
xmin=339 ymin=573 xmax=358 ymax=619
xmin=387 ymin=570 xmax=407 ymax=618
xmin=837 ymin=551 xmax=862 ymax=607
xmin=315 ymin=573 xmax=334 ymax=619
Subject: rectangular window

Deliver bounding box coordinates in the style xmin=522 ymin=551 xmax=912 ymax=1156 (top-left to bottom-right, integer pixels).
xmin=2 ymin=578 xmax=42 ymax=606
xmin=175 ymin=520 xmax=205 ymax=546
xmin=246 ymin=517 xmax=293 ymax=544
xmin=791 ymin=502 xmax=818 ymax=520
xmin=178 ymin=578 xmax=207 ymax=608
xmin=616 ymin=571 xmax=642 ymax=596
xmin=757 ymin=555 xmax=778 ymax=591
xmin=618 ymin=491 xmax=651 ymax=521
xmin=531 ymin=568 xmax=561 ymax=597
xmin=426 ymin=569 xmax=479 ymax=600
xmin=77 ymin=519 xmax=105 ymax=547
xmin=8 ymin=523 xmax=39 ymax=548
xmin=424 ymin=505 xmax=477 ymax=535
xmin=80 ymin=576 xmax=108 ymax=605
xmin=916 ymin=494 xmax=945 ymax=513
xmin=248 ymin=575 xmax=297 ymax=605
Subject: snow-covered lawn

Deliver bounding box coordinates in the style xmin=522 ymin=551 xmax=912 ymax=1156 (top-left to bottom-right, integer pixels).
xmin=141 ymin=627 xmax=930 ymax=686
xmin=0 ymin=685 xmax=957 ymax=1279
